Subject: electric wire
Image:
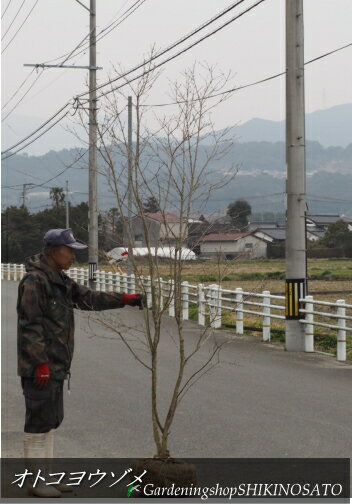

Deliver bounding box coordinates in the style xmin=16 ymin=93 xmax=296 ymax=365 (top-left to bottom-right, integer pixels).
xmin=41 ymin=0 xmax=146 ymax=66
xmin=1 ymin=0 xmax=39 ymax=54
xmin=1 ymin=69 xmax=44 ymax=121
xmin=2 ymin=149 xmax=88 ymax=193
xmin=1 ymin=102 xmax=70 ymax=155
xmin=1 ymin=0 xmax=13 ymax=19
xmin=1 ymin=0 xmax=255 ymax=155
xmin=142 ymin=41 xmax=352 ymax=107
xmin=1 ymin=68 xmax=35 ymax=110
xmin=1 ymin=0 xmax=147 ymax=147
xmin=76 ymin=0 xmax=254 ymax=99
xmin=1 ymin=109 xmax=70 ymax=160
xmin=2 ymin=8 xmax=350 ymax=160
xmin=1 ymin=0 xmax=26 ymax=41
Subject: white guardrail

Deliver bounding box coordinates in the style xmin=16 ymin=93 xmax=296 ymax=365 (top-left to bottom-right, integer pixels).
xmin=2 ymin=263 xmax=351 ymax=362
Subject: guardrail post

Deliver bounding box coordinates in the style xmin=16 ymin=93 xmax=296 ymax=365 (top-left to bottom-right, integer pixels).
xmin=159 ymin=278 xmax=164 ymax=310
xmin=146 ymin=276 xmax=152 ymax=309
xmin=20 ymin=264 xmax=25 ymax=279
xmin=235 ymin=287 xmax=244 ymax=335
xmin=198 ymin=283 xmax=205 ymax=326
xmin=107 ymin=271 xmax=113 ymax=291
xmin=336 ymin=299 xmax=346 ymax=362
xmin=130 ymin=273 xmax=135 ymax=294
xmin=169 ymin=279 xmax=175 ymax=317
xmin=122 ymin=273 xmax=128 ymax=293
xmin=102 ymin=271 xmax=107 ymax=291
xmin=210 ymin=284 xmax=222 ymax=329
xmin=262 ymin=290 xmax=271 ymax=341
xmin=7 ymin=263 xmax=11 ymax=281
xmin=114 ymin=272 xmax=120 ymax=292
xmin=181 ymin=281 xmax=189 ymax=321
xmin=14 ymin=264 xmax=18 ymax=281
xmin=304 ymin=295 xmax=314 ymax=352
xmin=95 ymin=270 xmax=100 ymax=290
xmin=207 ymin=285 xmax=214 ymax=327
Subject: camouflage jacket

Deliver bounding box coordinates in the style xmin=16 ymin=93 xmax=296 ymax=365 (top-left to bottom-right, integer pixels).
xmin=17 ymin=254 xmax=126 ymax=379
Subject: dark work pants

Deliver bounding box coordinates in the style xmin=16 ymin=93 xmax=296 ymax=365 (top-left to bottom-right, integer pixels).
xmin=21 ymin=377 xmax=64 ymax=433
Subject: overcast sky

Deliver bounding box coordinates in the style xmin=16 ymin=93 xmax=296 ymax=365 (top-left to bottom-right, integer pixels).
xmin=1 ymin=0 xmax=352 ymax=154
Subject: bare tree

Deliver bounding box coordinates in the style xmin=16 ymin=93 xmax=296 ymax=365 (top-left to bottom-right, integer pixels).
xmin=83 ymin=57 xmax=240 ymax=458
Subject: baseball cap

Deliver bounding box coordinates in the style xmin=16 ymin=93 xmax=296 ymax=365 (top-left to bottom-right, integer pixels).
xmin=43 ymin=228 xmax=88 ymax=250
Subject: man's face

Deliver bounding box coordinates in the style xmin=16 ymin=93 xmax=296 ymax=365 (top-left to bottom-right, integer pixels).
xmin=52 ymin=245 xmax=75 ymax=271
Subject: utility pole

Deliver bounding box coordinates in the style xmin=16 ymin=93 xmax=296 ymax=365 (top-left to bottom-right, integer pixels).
xmin=285 ymin=0 xmax=307 ymax=351
xmin=88 ymin=0 xmax=98 ymax=287
xmin=65 ymin=180 xmax=69 ymax=228
xmin=24 ymin=0 xmax=101 ymax=288
xmin=21 ymin=183 xmax=34 ymax=209
xmin=127 ymin=96 xmax=133 ymax=275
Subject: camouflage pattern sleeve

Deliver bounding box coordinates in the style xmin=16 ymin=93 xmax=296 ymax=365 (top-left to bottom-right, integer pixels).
xmin=71 ymin=280 xmax=126 ymax=311
xmin=17 ymin=275 xmax=49 ymax=367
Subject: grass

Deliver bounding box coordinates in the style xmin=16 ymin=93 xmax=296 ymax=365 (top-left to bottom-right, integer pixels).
xmin=80 ymin=257 xmax=352 ymax=360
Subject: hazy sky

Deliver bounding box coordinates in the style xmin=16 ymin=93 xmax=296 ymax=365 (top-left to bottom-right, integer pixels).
xmin=1 ymin=0 xmax=352 ymax=154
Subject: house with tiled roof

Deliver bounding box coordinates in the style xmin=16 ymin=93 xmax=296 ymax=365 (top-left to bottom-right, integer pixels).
xmin=123 ymin=212 xmax=186 ymax=248
xmin=199 ymin=232 xmax=270 ymax=259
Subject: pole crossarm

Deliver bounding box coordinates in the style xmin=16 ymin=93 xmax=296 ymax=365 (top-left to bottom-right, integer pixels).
xmin=24 ymin=64 xmax=102 ymax=70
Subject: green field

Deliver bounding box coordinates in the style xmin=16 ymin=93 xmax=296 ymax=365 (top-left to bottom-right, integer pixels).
xmin=95 ymin=258 xmax=352 ymax=360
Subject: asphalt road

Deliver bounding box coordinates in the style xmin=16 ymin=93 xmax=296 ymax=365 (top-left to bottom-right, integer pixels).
xmin=2 ymin=280 xmax=352 ymax=461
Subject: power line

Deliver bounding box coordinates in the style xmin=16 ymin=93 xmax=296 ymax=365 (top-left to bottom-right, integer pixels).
xmin=1 ymin=0 xmax=26 ymax=41
xmin=1 ymin=0 xmax=13 ymax=19
xmin=1 ymin=68 xmax=35 ymax=111
xmin=1 ymin=102 xmax=70 ymax=156
xmin=2 ymin=9 xmax=350 ymax=160
xmin=96 ymin=0 xmax=268 ymax=100
xmin=1 ymin=0 xmax=257 ymax=156
xmin=1 ymin=109 xmax=70 ymax=160
xmin=2 ymin=0 xmax=39 ymax=54
xmin=143 ymin=42 xmax=352 ymax=107
xmin=2 ymin=149 xmax=88 ymax=189
xmin=1 ymin=69 xmax=44 ymax=121
xmin=1 ymin=0 xmax=147 ymax=151
xmin=40 ymin=0 xmax=146 ymax=66
xmin=76 ymin=0 xmax=253 ymax=99
xmin=305 ymin=42 xmax=352 ymax=65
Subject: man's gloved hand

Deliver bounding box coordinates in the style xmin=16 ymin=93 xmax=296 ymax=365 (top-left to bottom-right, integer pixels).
xmin=122 ymin=293 xmax=146 ymax=309
xmin=35 ymin=363 xmax=50 ymax=387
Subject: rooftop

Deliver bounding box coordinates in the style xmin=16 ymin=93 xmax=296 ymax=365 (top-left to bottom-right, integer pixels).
xmin=200 ymin=233 xmax=251 ymax=242
xmin=144 ymin=212 xmax=180 ymax=223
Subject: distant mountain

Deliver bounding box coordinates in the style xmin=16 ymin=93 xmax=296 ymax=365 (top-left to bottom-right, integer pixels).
xmin=2 ymin=139 xmax=352 ymax=217
xmin=232 ymin=103 xmax=352 ymax=147
xmin=2 ymin=104 xmax=352 ymax=156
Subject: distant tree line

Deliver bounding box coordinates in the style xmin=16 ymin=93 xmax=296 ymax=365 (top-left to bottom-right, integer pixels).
xmin=1 ymin=201 xmax=124 ymax=264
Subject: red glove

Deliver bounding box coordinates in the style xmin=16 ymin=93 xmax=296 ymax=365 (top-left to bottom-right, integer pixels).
xmin=122 ymin=293 xmax=146 ymax=308
xmin=35 ymin=363 xmax=50 ymax=386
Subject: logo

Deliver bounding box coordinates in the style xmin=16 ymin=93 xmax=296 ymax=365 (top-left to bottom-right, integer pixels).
xmin=127 ymin=483 xmax=141 ymax=497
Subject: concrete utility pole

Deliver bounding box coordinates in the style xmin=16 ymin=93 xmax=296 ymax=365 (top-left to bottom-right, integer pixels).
xmin=24 ymin=0 xmax=102 ymax=287
xmin=285 ymin=0 xmax=307 ymax=351
xmin=88 ymin=0 xmax=98 ymax=287
xmin=65 ymin=180 xmax=69 ymax=228
xmin=127 ymin=96 xmax=133 ymax=275
xmin=21 ymin=183 xmax=34 ymax=209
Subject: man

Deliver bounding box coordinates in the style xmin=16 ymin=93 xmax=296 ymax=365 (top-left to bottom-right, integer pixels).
xmin=17 ymin=228 xmax=145 ymax=497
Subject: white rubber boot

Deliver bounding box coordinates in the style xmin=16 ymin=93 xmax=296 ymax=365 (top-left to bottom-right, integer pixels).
xmin=23 ymin=432 xmax=62 ymax=498
xmin=45 ymin=429 xmax=73 ymax=493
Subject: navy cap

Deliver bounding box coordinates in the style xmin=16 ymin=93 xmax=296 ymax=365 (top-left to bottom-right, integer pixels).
xmin=43 ymin=228 xmax=87 ymax=250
